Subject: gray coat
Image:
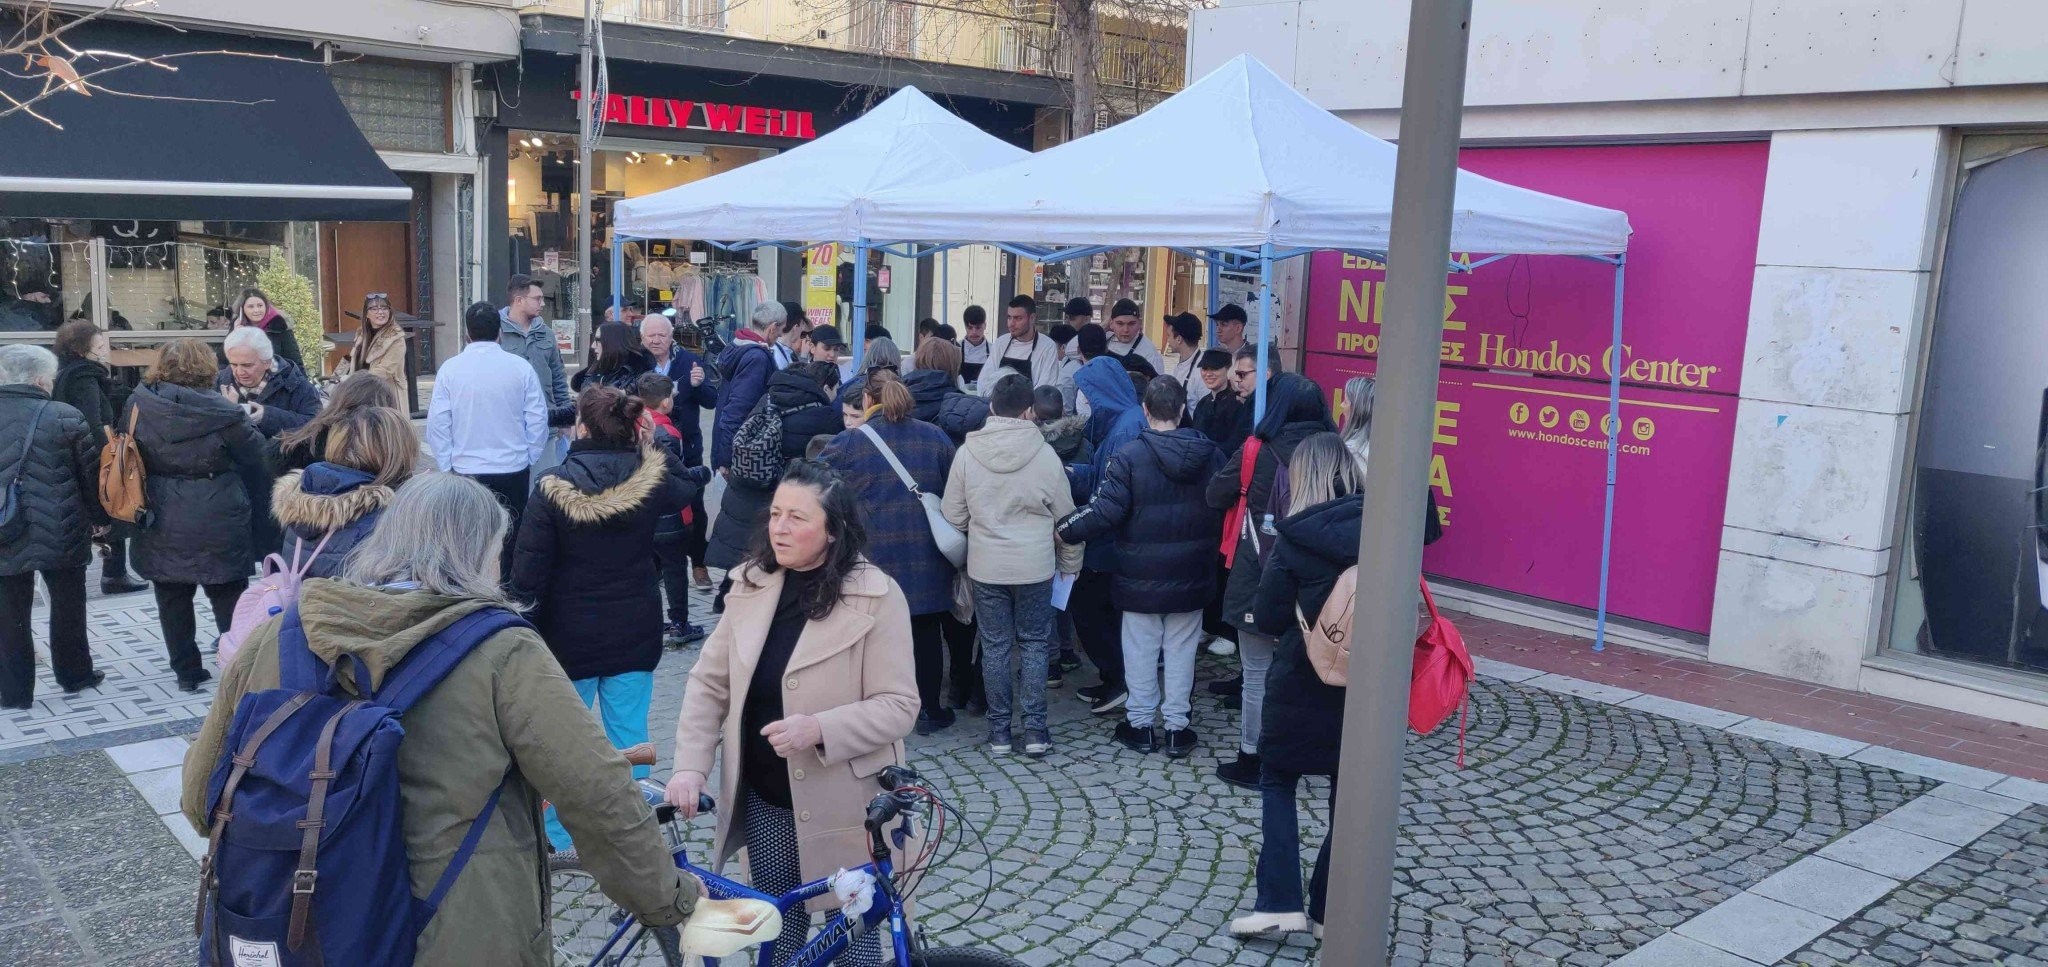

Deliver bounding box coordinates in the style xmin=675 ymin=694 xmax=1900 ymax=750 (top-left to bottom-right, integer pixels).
xmin=498 ymin=309 xmax=570 ymax=408
xmin=124 ymin=382 xmax=267 ymax=585
xmin=0 ymin=385 xmax=103 ymax=576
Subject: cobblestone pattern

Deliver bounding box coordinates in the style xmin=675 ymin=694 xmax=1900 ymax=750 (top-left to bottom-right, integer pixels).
xmin=0 ymin=752 xmax=194 ymax=966
xmin=1788 ymin=806 xmax=2048 ymax=967
xmin=629 ymin=637 xmax=1934 ymax=966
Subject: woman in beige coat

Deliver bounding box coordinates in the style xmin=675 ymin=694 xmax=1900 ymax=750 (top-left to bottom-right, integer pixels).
xmin=339 ymin=292 xmax=408 ymax=390
xmin=668 ymin=458 xmax=918 ymax=967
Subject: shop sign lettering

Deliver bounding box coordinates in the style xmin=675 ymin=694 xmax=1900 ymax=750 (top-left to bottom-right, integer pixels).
xmin=572 ymin=90 xmax=818 ymax=140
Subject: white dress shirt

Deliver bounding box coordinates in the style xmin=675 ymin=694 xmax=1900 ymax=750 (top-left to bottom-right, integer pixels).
xmin=426 ymin=340 xmax=549 ymax=475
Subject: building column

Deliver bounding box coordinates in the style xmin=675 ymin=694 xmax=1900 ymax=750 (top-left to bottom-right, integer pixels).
xmin=1708 ymin=127 xmax=1948 ymax=688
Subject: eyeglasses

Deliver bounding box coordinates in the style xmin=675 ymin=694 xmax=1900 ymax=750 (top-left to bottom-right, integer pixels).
xmin=365 ymin=292 xmax=389 ymax=300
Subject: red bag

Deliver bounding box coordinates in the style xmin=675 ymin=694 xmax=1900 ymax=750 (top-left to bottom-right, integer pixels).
xmin=1218 ymin=438 xmax=1262 ymax=566
xmin=1410 ymin=579 xmax=1475 ymax=765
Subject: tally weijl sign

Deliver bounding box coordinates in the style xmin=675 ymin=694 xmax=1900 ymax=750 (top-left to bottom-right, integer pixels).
xmin=571 ymin=89 xmax=819 ymax=140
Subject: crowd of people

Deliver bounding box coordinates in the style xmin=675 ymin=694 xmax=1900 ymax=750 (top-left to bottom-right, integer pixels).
xmin=0 ymin=277 xmax=1416 ymax=956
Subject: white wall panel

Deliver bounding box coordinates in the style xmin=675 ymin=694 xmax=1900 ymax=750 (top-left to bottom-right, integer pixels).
xmin=1742 ymin=0 xmax=1965 ymax=96
xmin=1741 ymin=265 xmax=1924 ymax=415
xmin=1187 ymin=2 xmax=1302 ymax=86
xmin=1721 ymin=401 xmax=1907 ymax=552
xmin=1753 ymin=128 xmax=1946 ymax=273
xmin=1954 ymin=0 xmax=2048 ymax=87
xmin=1708 ymin=551 xmax=1878 ymax=688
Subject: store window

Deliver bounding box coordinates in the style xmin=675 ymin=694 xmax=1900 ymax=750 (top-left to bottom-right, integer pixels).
xmin=1891 ymin=135 xmax=2048 ymax=677
xmin=0 ymin=218 xmax=313 ymax=340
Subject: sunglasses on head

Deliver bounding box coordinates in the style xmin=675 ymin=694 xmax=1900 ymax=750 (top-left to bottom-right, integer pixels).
xmin=366 ymin=292 xmax=389 ymax=300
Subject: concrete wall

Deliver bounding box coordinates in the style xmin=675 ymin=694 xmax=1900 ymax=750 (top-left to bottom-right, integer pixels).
xmin=55 ymin=0 xmax=522 ymax=62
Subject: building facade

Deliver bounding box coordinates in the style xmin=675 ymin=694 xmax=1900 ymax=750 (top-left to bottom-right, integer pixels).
xmin=1189 ymin=0 xmax=2048 ymax=725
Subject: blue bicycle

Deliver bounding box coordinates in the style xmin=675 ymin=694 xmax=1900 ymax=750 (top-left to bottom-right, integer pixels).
xmin=550 ymin=764 xmax=1021 ymax=967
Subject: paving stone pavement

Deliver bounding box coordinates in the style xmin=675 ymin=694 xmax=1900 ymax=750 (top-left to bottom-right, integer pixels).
xmin=1785 ymin=805 xmax=2048 ymax=967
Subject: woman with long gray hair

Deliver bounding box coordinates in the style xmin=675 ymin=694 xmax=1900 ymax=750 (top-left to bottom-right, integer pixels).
xmin=1336 ymin=375 xmax=1374 ymax=465
xmin=179 ymin=471 xmax=699 ymax=963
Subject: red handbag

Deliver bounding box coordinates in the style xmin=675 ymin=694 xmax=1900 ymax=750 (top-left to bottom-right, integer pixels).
xmin=1410 ymin=579 xmax=1475 ymax=765
xmin=1218 ymin=438 xmax=1262 ymax=566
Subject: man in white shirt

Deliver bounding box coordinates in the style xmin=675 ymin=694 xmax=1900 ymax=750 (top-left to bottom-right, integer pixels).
xmin=975 ymin=294 xmax=1063 ymax=395
xmin=771 ymin=314 xmax=804 ymax=370
xmin=1105 ymin=298 xmax=1165 ymax=373
xmin=1163 ymin=311 xmax=1210 ymax=414
xmin=1209 ymin=303 xmax=1250 ymax=356
xmin=959 ymin=305 xmax=990 ymax=385
xmin=428 ymin=302 xmax=549 ymax=568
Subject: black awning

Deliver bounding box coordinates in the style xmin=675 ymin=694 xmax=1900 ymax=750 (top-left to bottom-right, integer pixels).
xmin=0 ymin=17 xmax=411 ymax=221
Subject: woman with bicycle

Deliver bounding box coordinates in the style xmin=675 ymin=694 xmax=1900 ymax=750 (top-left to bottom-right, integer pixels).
xmin=668 ymin=459 xmax=919 ymax=967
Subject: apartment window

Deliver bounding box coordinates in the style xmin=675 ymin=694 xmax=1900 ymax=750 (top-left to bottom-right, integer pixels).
xmin=637 ymin=0 xmax=726 ymax=31
xmin=849 ymin=0 xmax=916 ymax=56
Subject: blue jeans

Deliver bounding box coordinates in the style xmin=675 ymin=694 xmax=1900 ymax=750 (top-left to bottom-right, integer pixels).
xmin=545 ymin=671 xmax=654 ymax=850
xmin=973 ymin=579 xmax=1053 ymax=743
xmin=1253 ymin=766 xmax=1335 ymax=921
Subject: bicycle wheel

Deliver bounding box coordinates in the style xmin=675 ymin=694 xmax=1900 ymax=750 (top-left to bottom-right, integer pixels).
xmin=548 ymin=853 xmax=684 ymax=966
xmin=911 ymin=946 xmax=1029 ymax=967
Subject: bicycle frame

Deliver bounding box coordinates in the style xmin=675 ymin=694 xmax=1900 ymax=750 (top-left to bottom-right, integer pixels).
xmin=583 ymin=836 xmax=914 ymax=966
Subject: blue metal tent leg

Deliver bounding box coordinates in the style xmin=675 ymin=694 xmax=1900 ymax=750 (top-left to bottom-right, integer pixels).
xmin=851 ymin=239 xmax=870 ymax=374
xmin=610 ymin=240 xmax=625 ymax=323
xmin=1594 ymin=256 xmax=1627 ymax=652
xmin=1207 ymin=257 xmax=1222 ymax=343
xmin=1253 ymin=245 xmax=1274 ymax=424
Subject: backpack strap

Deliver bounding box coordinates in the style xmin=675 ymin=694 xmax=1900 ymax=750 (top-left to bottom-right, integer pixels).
xmin=288 ymin=699 xmax=363 ymax=954
xmin=422 ymin=765 xmax=514 ymax=916
xmin=3 ymin=402 xmax=49 ymax=490
xmin=276 ymin=605 xmax=327 ymax=693
xmin=288 ymin=530 xmax=336 ymax=578
xmin=371 ymin=607 xmax=533 ymax=714
xmin=196 ymin=692 xmax=315 ymax=940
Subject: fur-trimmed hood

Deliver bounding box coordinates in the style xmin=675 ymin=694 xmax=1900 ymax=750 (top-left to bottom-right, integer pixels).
xmin=1039 ymin=413 xmax=1088 ymax=456
xmin=271 ymin=463 xmax=393 ymax=532
xmin=538 ymin=443 xmax=667 ymax=524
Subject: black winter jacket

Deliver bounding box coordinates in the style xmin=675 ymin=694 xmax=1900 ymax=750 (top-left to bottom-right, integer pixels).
xmin=1057 ymin=428 xmax=1225 ymax=614
xmin=711 ymin=337 xmax=775 ymax=470
xmin=215 ymin=358 xmax=322 ymax=439
xmin=0 ymin=385 xmax=103 ymax=576
xmin=1192 ymin=388 xmax=1249 ymax=457
xmin=1205 ymin=374 xmax=1335 ymax=633
xmin=53 ymin=355 xmax=124 ymax=446
xmin=706 ymin=371 xmax=842 ymax=570
xmin=903 ymin=368 xmax=989 ymax=445
xmin=512 ymin=442 xmax=703 ymax=680
xmin=124 ymin=382 xmax=267 ymax=585
xmin=270 ymin=462 xmax=393 ymax=580
xmin=1252 ymin=495 xmax=1360 ymax=776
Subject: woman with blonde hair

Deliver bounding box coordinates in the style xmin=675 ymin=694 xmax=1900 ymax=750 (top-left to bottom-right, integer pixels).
xmin=124 ymin=338 xmax=268 ymax=691
xmin=270 ymin=405 xmax=418 ymax=582
xmin=270 ymin=370 xmax=405 ymax=474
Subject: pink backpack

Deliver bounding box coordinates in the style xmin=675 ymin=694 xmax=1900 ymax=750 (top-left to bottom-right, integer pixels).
xmin=216 ymin=533 xmax=332 ymax=669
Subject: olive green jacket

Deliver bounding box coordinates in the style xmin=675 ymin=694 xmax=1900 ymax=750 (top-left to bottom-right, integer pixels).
xmin=181 ymin=580 xmax=695 ymax=965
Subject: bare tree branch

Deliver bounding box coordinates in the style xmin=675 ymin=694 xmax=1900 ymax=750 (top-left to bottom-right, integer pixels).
xmin=1 ymin=0 xmax=300 ymax=127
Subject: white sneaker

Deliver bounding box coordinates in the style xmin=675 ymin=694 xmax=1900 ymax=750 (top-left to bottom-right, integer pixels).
xmin=1311 ymin=919 xmax=1324 ymax=940
xmin=1228 ymin=911 xmax=1309 ymax=938
xmin=1206 ymin=636 xmax=1236 ymax=656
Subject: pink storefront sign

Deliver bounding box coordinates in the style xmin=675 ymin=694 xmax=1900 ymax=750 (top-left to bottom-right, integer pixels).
xmin=1297 ymin=142 xmax=1769 ymax=633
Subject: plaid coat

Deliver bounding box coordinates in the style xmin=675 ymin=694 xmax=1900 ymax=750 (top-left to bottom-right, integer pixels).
xmin=816 ymin=416 xmax=957 ymax=615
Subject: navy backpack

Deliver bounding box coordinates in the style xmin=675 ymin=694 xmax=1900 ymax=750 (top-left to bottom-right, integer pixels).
xmin=195 ymin=604 xmax=532 ymax=966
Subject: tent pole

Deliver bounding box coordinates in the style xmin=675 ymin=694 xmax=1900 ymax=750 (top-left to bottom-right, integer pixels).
xmin=1206 ymin=255 xmax=1221 ymax=343
xmin=1595 ymin=255 xmax=1627 ymax=652
xmin=852 ymin=239 xmax=870 ymax=373
xmin=941 ymin=248 xmax=950 ymax=330
xmin=1253 ymin=245 xmax=1274 ymax=423
xmin=610 ymin=238 xmax=625 ymax=323
xmin=1325 ymin=0 xmax=1472 ymax=964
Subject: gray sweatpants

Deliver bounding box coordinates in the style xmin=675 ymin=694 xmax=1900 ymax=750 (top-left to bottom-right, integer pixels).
xmin=1235 ymin=628 xmax=1279 ymax=755
xmin=1122 ymin=611 xmax=1203 ymax=731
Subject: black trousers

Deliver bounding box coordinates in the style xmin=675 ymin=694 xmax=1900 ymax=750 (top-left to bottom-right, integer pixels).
xmin=654 ymin=536 xmax=693 ymax=628
xmin=912 ymin=611 xmax=984 ymax=713
xmin=1069 ymin=568 xmax=1124 ymax=691
xmin=101 ymin=534 xmax=134 ymax=583
xmin=0 ymin=568 xmax=93 ymax=706
xmin=154 ymin=579 xmax=246 ymax=682
xmin=943 ymin=610 xmax=982 ymax=707
xmin=1202 ymin=553 xmax=1235 ymax=640
xmin=681 ymin=496 xmax=708 ymax=569
xmin=466 ymin=468 xmax=530 ymax=578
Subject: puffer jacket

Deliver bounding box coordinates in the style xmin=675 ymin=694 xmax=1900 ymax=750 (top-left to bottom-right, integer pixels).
xmin=705 ymin=370 xmax=841 ymax=570
xmin=1253 ymin=495 xmax=1360 ymax=777
xmin=1193 ymin=387 xmax=1249 ymax=457
xmin=52 ymin=354 xmax=123 ymax=446
xmin=1039 ymin=413 xmax=1092 ymax=465
xmin=1069 ymin=356 xmax=1146 ymax=571
xmin=124 ymin=382 xmax=267 ymax=585
xmin=816 ymin=416 xmax=957 ymax=615
xmin=0 ymin=385 xmax=102 ymax=576
xmin=1205 ymin=373 xmax=1334 ymax=633
xmin=902 ymin=368 xmax=989 ymax=445
xmin=1057 ymin=428 xmax=1225 ymax=614
xmin=181 ymin=581 xmax=695 ymax=964
xmin=513 ymin=442 xmax=702 ymax=680
xmin=711 ymin=335 xmax=775 ymax=470
xmin=940 ymin=416 xmax=1082 ymax=586
xmin=214 ymin=358 xmax=322 ymax=439
xmin=270 ymin=462 xmax=394 ymax=580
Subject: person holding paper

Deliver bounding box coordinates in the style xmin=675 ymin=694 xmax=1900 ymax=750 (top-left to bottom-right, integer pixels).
xmin=1057 ymin=376 xmax=1225 ymax=758
xmin=941 ymin=373 xmax=1083 ymax=758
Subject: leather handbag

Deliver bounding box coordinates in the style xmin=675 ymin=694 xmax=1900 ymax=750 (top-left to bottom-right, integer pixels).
xmin=859 ymin=423 xmax=968 ymax=569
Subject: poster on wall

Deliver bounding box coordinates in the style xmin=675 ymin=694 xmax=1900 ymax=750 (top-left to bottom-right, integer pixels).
xmin=1298 ymin=142 xmax=1769 ymax=633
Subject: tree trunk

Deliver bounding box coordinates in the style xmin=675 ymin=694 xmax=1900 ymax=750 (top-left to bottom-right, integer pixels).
xmin=1055 ymin=0 xmax=1098 ymax=143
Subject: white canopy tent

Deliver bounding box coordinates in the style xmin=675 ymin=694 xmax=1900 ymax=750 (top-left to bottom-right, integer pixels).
xmin=859 ymin=54 xmax=1629 ymax=255
xmin=614 ymin=85 xmax=1030 ymax=243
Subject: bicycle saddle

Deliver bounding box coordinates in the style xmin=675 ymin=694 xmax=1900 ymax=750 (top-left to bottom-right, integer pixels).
xmin=678 ymin=898 xmax=784 ymax=958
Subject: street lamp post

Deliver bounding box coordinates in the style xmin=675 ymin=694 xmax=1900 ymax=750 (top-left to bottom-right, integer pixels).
xmin=576 ymin=0 xmax=597 ymax=347
xmin=1320 ymin=1 xmax=1474 ymax=965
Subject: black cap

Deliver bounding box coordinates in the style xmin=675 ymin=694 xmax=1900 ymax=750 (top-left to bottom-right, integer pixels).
xmin=1197 ymin=348 xmax=1232 ymax=370
xmin=1209 ymin=303 xmax=1248 ymax=325
xmin=1075 ymin=323 xmax=1108 ymax=358
xmin=1048 ymin=323 xmax=1077 ymax=345
xmin=1109 ymin=298 xmax=1140 ymax=319
xmin=1164 ymin=311 xmax=1202 ymax=346
xmin=809 ymin=324 xmax=846 ymax=349
xmin=1062 ymin=297 xmax=1093 ymax=319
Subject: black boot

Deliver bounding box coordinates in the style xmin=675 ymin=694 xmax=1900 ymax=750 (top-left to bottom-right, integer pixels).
xmin=99 ymin=540 xmax=146 ymax=595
